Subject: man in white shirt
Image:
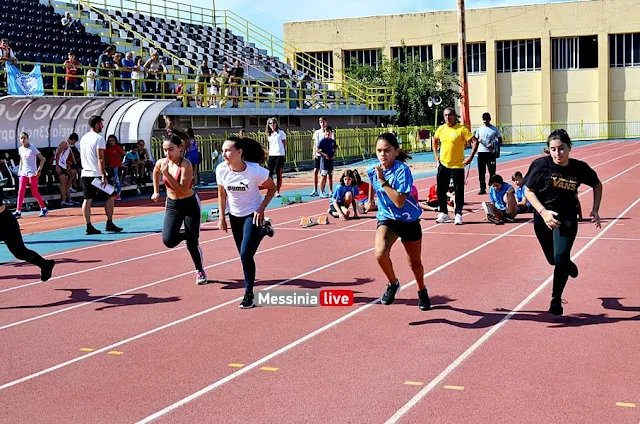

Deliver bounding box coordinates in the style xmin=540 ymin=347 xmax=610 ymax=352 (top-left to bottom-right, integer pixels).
xmin=80 ymin=115 xmax=123 ymax=235
xmin=310 ymin=116 xmax=334 ymax=196
xmin=474 ymin=112 xmax=502 ymax=195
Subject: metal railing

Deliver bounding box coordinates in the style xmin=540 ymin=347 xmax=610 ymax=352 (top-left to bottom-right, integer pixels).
xmin=3 ymin=61 xmax=388 ymax=109
xmin=71 ymin=0 xmax=393 ymax=109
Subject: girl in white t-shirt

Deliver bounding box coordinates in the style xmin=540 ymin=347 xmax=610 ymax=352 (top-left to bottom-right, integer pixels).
xmin=216 ymin=136 xmax=277 ymax=309
xmin=265 ymin=117 xmax=287 ymax=197
xmin=14 ymin=132 xmax=47 ymax=218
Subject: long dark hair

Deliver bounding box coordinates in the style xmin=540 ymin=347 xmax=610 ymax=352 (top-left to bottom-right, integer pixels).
xmin=227 ymin=136 xmax=267 ymax=163
xmin=544 ymin=129 xmax=572 ymax=154
xmin=377 ymin=132 xmax=412 ymax=162
xmin=339 ymin=169 xmax=357 ymax=186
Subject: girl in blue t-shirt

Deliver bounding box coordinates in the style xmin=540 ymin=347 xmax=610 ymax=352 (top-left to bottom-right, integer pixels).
xmin=329 ymin=169 xmax=359 ymax=220
xmin=366 ymin=133 xmax=430 ymax=311
xmin=482 ymin=174 xmax=517 ymax=224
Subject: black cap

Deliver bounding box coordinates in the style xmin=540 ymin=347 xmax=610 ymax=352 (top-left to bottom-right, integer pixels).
xmin=89 ymin=115 xmax=103 ymax=127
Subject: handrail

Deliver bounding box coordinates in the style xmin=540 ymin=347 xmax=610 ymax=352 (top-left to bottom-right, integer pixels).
xmin=72 ymin=0 xmax=391 ymax=109
xmin=2 ymin=61 xmax=390 ymax=110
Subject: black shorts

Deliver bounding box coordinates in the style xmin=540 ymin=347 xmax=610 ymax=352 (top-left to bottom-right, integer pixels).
xmin=82 ymin=176 xmax=116 ymax=201
xmin=377 ymin=218 xmax=422 ymax=242
xmin=58 ymin=167 xmax=68 ymax=176
xmin=314 ymin=157 xmax=321 ymax=169
xmin=268 ymin=155 xmax=285 ymax=176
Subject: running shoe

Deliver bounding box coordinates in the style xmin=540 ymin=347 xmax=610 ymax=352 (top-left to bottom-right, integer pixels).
xmin=196 ymin=270 xmax=207 ymax=285
xmin=381 ymin=280 xmax=400 ymax=305
xmin=436 ymin=212 xmax=452 ymax=223
xmin=239 ymin=293 xmax=255 ymax=309
xmin=418 ymin=288 xmax=431 ymax=311
xmin=12 ymin=211 xmax=21 ymax=219
xmin=40 ymin=259 xmax=55 ymax=282
xmin=105 ymin=222 xmax=123 ymax=232
xmin=454 ymin=213 xmax=463 ymax=225
xmin=263 ymin=218 xmax=275 ymax=237
xmin=548 ymin=297 xmax=567 ymax=316
xmin=39 ymin=208 xmax=48 ymax=217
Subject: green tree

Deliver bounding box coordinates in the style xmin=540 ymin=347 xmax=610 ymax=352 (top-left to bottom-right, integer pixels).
xmin=345 ymin=48 xmax=461 ymax=127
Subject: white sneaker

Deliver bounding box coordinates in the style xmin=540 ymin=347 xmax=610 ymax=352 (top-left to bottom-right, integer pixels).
xmin=436 ymin=212 xmax=453 ymax=223
xmin=455 ymin=214 xmax=463 ymax=225
xmin=481 ymin=201 xmax=489 ymax=214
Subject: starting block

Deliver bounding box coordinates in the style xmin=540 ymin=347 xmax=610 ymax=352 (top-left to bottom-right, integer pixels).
xmin=299 ymin=215 xmax=330 ymax=227
xmin=281 ymin=193 xmax=304 ymax=206
xmin=201 ymin=209 xmax=220 ymax=223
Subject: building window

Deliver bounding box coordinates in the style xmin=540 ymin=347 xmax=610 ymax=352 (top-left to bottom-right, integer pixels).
xmin=443 ymin=43 xmax=486 ymax=74
xmin=343 ymin=49 xmax=382 ymax=70
xmin=497 ymin=39 xmax=541 ymax=73
xmin=552 ymin=36 xmax=598 ymax=70
xmin=609 ymin=33 xmax=640 ymax=67
xmin=391 ymin=45 xmax=433 ymax=64
xmin=295 ymin=51 xmax=334 ymax=80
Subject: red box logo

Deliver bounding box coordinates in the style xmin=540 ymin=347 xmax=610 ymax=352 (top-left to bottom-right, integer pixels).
xmin=319 ymin=290 xmax=354 ymax=306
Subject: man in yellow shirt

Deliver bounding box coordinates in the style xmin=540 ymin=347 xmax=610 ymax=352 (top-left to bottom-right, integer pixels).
xmin=432 ymin=107 xmax=479 ymax=225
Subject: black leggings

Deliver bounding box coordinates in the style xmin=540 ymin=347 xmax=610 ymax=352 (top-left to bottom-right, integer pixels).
xmin=162 ymin=194 xmax=204 ymax=272
xmin=0 ymin=209 xmax=47 ymax=268
xmin=229 ymin=213 xmax=268 ymax=294
xmin=533 ymin=213 xmax=578 ymax=299
xmin=436 ymin=164 xmax=465 ymax=215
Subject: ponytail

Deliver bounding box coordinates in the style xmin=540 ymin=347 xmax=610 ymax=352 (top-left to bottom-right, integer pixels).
xmin=227 ymin=136 xmax=267 ymax=163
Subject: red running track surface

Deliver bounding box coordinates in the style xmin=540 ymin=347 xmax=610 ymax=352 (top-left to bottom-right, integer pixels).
xmin=0 ymin=141 xmax=639 ymax=423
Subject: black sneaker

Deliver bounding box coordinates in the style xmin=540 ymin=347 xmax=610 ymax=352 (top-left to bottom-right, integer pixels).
xmin=86 ymin=225 xmax=102 ymax=235
xmin=568 ymin=261 xmax=579 ymax=278
xmin=105 ymin=222 xmax=123 ymax=232
xmin=262 ymin=218 xmax=275 ymax=237
xmin=40 ymin=259 xmax=55 ymax=282
xmin=239 ymin=293 xmax=255 ymax=309
xmin=548 ymin=297 xmax=566 ymax=316
xmin=478 ymin=189 xmax=486 ymax=195
xmin=418 ymin=288 xmax=431 ymax=311
xmin=504 ymin=214 xmax=516 ymax=223
xmin=487 ymin=214 xmax=503 ymax=225
xmin=381 ymin=280 xmax=400 ymax=305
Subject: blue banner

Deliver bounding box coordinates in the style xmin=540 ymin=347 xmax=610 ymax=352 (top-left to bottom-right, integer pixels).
xmin=6 ymin=62 xmax=45 ymax=96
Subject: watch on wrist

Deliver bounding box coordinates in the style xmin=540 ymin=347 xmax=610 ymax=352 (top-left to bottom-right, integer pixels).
xmin=381 ymin=180 xmax=389 ymax=187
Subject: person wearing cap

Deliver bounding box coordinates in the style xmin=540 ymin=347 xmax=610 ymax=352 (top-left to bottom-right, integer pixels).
xmin=79 ymin=115 xmax=123 ymax=235
xmin=474 ymin=112 xmax=503 ymax=195
xmin=432 ymin=107 xmax=479 ymax=225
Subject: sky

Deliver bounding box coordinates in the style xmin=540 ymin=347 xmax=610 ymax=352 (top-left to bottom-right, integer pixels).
xmin=198 ymin=0 xmax=577 ymax=41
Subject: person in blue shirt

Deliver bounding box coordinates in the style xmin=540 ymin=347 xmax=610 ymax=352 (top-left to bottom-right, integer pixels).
xmin=366 ymin=132 xmax=430 ymax=311
xmin=329 ymin=169 xmax=359 ymax=220
xmin=511 ymin=171 xmax=534 ymax=214
xmin=481 ymin=174 xmax=517 ymax=224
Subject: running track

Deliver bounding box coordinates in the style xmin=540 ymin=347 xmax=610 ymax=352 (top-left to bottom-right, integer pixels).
xmin=1 ymin=140 xmax=639 ymax=423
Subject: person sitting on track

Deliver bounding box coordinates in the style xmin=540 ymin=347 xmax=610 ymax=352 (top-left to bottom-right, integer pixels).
xmin=352 ymin=169 xmax=370 ymax=214
xmin=367 ymin=132 xmax=430 ymax=311
xmin=328 ymin=169 xmax=359 ymax=221
xmin=512 ymin=171 xmax=534 ymax=214
xmin=420 ymin=180 xmax=455 ymax=213
xmin=482 ymin=174 xmax=517 ymax=224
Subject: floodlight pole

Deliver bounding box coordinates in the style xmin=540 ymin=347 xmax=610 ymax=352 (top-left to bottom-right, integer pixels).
xmin=457 ymin=0 xmax=471 ymax=128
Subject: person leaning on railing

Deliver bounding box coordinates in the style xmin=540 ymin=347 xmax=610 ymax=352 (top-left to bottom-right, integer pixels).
xmin=144 ymin=50 xmax=167 ymax=96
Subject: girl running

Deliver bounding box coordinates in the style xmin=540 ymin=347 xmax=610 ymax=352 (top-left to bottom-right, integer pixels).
xmin=524 ymin=129 xmax=602 ymax=316
xmin=367 ymin=133 xmax=431 ymax=311
xmin=14 ymin=132 xmax=47 ymax=218
xmin=151 ymin=135 xmax=207 ymax=285
xmin=0 ymin=160 xmax=55 ymax=280
xmin=329 ymin=169 xmax=359 ymax=220
xmin=217 ymin=136 xmax=276 ymax=309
